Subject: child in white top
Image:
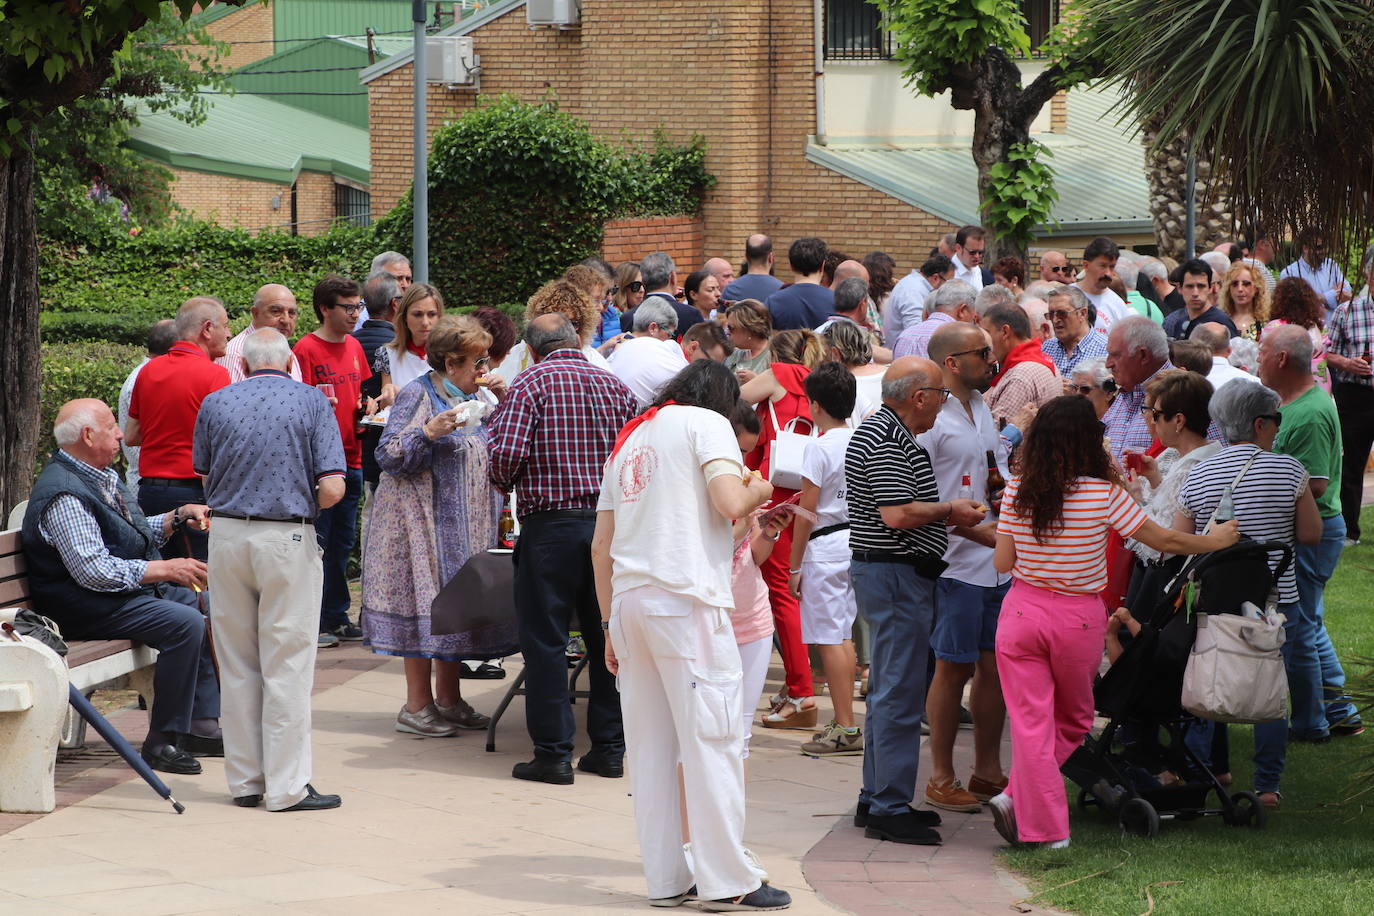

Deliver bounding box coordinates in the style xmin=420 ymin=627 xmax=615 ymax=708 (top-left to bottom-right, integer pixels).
xmin=785 ymin=362 xmax=862 ymax=756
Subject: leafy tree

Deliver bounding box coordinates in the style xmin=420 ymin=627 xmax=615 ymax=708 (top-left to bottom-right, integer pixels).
xmin=35 ymin=9 xmax=227 ymax=244
xmin=0 ymin=0 xmax=231 ymax=512
xmin=869 ymin=0 xmax=1097 ymax=259
xmin=1081 ymin=0 xmax=1374 ymax=256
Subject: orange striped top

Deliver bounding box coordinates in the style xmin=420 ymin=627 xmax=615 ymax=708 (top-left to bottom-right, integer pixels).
xmin=996 ymin=477 xmax=1148 ymax=595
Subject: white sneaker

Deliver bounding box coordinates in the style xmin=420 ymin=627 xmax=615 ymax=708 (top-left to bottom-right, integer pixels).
xmin=988 ymin=792 xmax=1018 ymax=845
xmin=1045 ymin=838 xmax=1070 ymax=849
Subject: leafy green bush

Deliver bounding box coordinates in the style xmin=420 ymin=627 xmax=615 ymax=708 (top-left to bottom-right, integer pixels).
xmin=39 ymin=221 xmax=377 ymax=341
xmin=39 ymin=342 xmax=145 ymax=461
xmin=375 ymin=95 xmax=714 ymax=313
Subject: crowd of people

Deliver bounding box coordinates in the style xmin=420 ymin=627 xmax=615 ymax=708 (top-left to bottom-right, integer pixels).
xmin=18 ymin=224 xmax=1374 ymax=910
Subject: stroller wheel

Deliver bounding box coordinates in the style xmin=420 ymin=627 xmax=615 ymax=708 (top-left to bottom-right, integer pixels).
xmin=1225 ymin=791 xmax=1267 ymax=829
xmin=1077 ymin=788 xmax=1096 ymax=812
xmin=1118 ymin=797 xmax=1160 ymax=838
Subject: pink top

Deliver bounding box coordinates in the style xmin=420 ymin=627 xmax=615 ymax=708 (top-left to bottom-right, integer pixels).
xmin=730 ymin=519 xmax=775 ymax=644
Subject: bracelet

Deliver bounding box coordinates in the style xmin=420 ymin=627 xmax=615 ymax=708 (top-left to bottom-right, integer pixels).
xmin=599 ymin=620 xmax=610 ymax=631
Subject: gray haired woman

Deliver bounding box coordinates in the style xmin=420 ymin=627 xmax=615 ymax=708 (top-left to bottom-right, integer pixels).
xmin=1174 ymin=379 xmax=1321 ymax=809
xmin=1069 ymin=357 xmax=1117 ymax=418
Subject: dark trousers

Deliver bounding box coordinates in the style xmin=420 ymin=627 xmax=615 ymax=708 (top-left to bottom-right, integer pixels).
xmin=138 ymin=480 xmax=207 ymax=563
xmin=512 ymin=512 xmax=623 ymax=762
xmin=64 ymin=586 xmax=219 ymax=751
xmin=1334 ymin=382 xmax=1374 ymax=542
xmin=313 ymin=467 xmax=363 ymax=631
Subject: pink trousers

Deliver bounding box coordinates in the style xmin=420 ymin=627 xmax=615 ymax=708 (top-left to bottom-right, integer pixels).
xmin=995 ymin=579 xmax=1105 ymax=843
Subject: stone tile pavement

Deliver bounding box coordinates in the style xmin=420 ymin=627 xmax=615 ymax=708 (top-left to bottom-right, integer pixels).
xmin=0 ymin=642 xmax=1056 ymax=915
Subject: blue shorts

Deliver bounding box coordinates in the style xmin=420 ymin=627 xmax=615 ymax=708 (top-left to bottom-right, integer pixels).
xmin=932 ymin=578 xmax=1010 ymax=664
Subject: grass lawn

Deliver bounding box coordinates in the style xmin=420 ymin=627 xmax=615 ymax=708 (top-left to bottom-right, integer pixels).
xmin=1002 ymin=506 xmax=1374 ymax=916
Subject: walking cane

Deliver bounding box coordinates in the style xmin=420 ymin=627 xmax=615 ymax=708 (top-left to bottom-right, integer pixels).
xmin=179 ymin=516 xmax=221 ymax=683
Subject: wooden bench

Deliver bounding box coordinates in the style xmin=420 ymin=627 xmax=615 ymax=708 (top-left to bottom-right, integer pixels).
xmin=0 ymin=529 xmax=157 ymax=811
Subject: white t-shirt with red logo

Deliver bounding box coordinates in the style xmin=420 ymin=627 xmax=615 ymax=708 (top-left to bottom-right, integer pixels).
xmin=598 ymin=405 xmax=743 ymax=608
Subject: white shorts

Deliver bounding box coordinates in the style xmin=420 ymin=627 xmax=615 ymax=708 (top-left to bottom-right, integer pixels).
xmin=799 ymin=557 xmax=858 ymax=645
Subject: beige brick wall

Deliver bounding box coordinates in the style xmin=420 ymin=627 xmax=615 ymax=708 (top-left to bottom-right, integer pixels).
xmin=167 ymin=168 xmax=343 ymax=235
xmin=367 ymin=0 xmax=963 ymax=277
xmin=179 ymin=3 xmax=275 ymax=71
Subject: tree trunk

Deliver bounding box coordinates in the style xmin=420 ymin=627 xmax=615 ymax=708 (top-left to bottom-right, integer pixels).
xmin=1142 ymin=118 xmax=1237 ymax=260
xmin=0 ymin=137 xmax=43 ymax=517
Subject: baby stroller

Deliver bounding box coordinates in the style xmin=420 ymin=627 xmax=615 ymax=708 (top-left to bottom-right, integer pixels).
xmin=1061 ymin=539 xmax=1293 ymax=837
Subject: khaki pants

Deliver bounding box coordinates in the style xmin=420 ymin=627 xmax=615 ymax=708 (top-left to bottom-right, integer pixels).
xmin=208 ymin=516 xmax=322 ymax=811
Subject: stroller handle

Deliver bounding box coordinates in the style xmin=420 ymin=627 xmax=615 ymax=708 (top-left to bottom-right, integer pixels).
xmin=1165 ymin=538 xmax=1295 ymax=596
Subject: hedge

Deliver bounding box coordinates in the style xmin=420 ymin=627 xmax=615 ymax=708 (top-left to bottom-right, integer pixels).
xmin=374 ymin=95 xmax=713 ymax=313
xmin=39 ymin=342 xmax=146 ymax=463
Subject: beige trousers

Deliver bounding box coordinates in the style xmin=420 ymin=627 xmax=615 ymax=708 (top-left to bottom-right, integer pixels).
xmin=208 ymin=516 xmax=322 ymax=811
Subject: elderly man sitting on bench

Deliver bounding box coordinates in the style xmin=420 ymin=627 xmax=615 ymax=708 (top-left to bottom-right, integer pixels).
xmin=21 ymin=399 xmax=219 ymax=775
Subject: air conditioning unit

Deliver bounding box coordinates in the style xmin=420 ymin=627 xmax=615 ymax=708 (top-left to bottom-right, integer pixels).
xmin=527 ymin=0 xmax=581 ymax=29
xmin=425 ymin=36 xmax=478 ymax=86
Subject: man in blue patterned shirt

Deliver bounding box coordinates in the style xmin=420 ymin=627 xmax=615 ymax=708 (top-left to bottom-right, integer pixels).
xmin=22 ymin=399 xmax=217 ymax=776
xmin=1040 ymin=285 xmax=1108 ymax=376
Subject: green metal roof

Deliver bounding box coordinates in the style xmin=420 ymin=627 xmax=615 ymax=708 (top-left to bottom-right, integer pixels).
xmin=230 ymin=36 xmax=388 ymax=127
xmin=806 ymin=86 xmax=1151 ymax=237
xmin=273 ymin=0 xmax=416 ymax=44
xmin=127 ymin=93 xmax=370 ymax=186
xmin=188 ymin=0 xmax=263 ymax=30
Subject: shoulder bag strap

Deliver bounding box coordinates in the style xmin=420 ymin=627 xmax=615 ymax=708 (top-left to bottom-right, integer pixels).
xmin=1203 ymin=447 xmax=1262 ymax=534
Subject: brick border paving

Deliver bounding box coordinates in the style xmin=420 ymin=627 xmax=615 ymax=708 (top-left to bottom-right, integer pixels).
xmin=0 ymin=641 xmax=387 ymax=838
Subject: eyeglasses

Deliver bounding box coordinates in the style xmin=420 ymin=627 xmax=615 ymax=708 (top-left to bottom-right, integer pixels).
xmin=948 ymin=346 xmax=992 ymax=362
xmin=1259 ymin=412 xmax=1283 ymax=428
xmin=918 ymin=387 xmax=953 ymax=403
xmin=1046 ymin=308 xmax=1083 ymax=320
xmin=1139 ymin=405 xmax=1166 ymax=420
xmin=332 ymin=303 xmax=363 ymax=316
xmin=1073 ymin=379 xmax=1118 ymax=396
xmin=1048 ymin=265 xmax=1074 ymax=274
xmin=474 ymin=357 xmax=491 ymax=370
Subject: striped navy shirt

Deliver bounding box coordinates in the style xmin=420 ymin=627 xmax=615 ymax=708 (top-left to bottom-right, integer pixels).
xmin=1178 ymin=444 xmax=1309 ymax=604
xmin=844 ymin=405 xmax=947 ymax=559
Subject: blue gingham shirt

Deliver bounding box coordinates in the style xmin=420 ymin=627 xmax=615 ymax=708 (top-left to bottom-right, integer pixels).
xmin=1327 ymin=294 xmax=1374 ymax=386
xmin=1041 ymin=329 xmax=1108 ymax=376
xmin=37 ymin=452 xmax=170 ymax=592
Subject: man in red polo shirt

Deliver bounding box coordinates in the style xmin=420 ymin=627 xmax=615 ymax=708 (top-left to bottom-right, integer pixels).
xmin=126 ymin=296 xmax=232 ymax=565
xmin=293 ymin=276 xmax=371 ymax=648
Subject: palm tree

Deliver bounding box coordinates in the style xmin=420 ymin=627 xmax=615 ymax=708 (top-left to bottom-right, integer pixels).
xmin=1081 ymin=0 xmax=1374 ymax=257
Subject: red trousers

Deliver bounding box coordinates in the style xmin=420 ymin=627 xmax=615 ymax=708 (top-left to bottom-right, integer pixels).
xmin=759 ymin=522 xmax=813 ymax=699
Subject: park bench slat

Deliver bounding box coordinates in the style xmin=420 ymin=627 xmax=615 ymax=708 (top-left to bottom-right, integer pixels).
xmin=0 ymin=530 xmax=19 ymax=555
xmin=65 ymin=639 xmax=138 ymax=668
xmin=0 ymin=577 xmax=32 ymax=606
xmin=0 ymin=554 xmax=26 ymax=578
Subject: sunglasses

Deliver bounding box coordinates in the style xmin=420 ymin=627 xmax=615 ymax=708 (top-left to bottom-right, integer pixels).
xmin=610 ymin=281 xmax=645 ymax=296
xmin=949 ymin=346 xmax=992 ymax=362
xmin=1048 ymin=264 xmax=1074 ymax=274
xmin=1074 ymin=379 xmax=1118 ymax=396
xmin=1259 ymin=412 xmax=1283 ymax=428
xmin=1047 ymin=308 xmax=1083 ymax=320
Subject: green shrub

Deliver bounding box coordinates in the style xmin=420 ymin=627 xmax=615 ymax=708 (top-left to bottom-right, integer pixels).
xmin=375 ymin=95 xmax=714 ymax=313
xmin=39 ymin=342 xmax=146 ymax=461
xmin=39 ymin=220 xmax=378 ymax=341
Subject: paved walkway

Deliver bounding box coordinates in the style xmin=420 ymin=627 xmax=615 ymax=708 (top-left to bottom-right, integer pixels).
xmin=0 ymin=644 xmax=1051 ymax=915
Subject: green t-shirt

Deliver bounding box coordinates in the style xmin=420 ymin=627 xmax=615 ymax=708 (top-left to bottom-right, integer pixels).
xmin=1275 ymin=384 xmax=1343 ymax=518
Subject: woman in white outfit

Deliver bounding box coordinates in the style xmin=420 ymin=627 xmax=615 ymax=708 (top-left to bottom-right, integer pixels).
xmin=593 ymin=361 xmax=792 ymax=913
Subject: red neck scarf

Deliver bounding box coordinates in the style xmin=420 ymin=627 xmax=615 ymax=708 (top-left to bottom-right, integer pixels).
xmin=407 ymin=341 xmax=427 ymax=360
xmin=992 ymin=338 xmax=1056 ymax=384
xmin=609 ymin=401 xmax=677 ymax=461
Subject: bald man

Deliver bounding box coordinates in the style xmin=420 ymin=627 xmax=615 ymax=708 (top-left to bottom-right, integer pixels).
xmin=722 ymin=233 xmax=783 ymax=303
xmin=1038 ymin=250 xmax=1072 ymax=284
xmin=703 ymin=257 xmax=735 ymax=295
xmin=24 ymin=399 xmax=217 ymax=774
xmin=847 ymin=356 xmax=986 ymax=845
xmin=218 ymin=284 xmax=304 ymax=383
xmin=1189 ymin=321 xmax=1252 ymax=390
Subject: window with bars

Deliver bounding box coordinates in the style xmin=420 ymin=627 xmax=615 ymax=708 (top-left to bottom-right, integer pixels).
xmin=334 ymin=183 xmax=371 ymax=228
xmin=822 ymin=0 xmax=1059 ymax=62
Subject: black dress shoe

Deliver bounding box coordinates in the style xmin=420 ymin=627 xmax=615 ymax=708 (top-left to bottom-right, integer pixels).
xmin=179 ymin=733 xmax=225 ymax=757
xmin=864 ymin=810 xmax=942 ymax=845
xmin=274 ymin=784 xmax=341 ymax=812
xmin=512 ymin=758 xmax=574 ymax=785
xmin=141 ymin=744 xmax=203 ymax=775
xmin=233 ymin=795 xmax=262 ymax=808
xmin=853 ymin=802 xmax=940 ymax=829
xmin=577 ymin=752 xmax=624 ymax=778
xmin=459 ymin=661 xmax=507 ymax=680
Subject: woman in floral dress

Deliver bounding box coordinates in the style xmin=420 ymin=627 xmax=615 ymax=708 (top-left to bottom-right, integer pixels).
xmin=362 ymin=314 xmax=518 ymax=737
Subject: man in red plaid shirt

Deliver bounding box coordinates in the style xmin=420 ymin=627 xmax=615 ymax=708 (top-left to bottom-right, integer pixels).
xmin=488 ymin=314 xmax=640 ymax=785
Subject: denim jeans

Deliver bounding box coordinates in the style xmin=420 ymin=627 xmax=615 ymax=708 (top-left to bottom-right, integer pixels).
xmin=1298 ymin=515 xmax=1357 ymax=731
xmin=313 ymin=467 xmax=362 ymax=632
xmin=852 ymin=560 xmax=935 ymax=816
xmin=1251 ymin=601 xmax=1304 ymax=793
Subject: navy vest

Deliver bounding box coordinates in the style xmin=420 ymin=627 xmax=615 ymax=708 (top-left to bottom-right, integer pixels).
xmin=21 ymin=453 xmax=162 ymax=628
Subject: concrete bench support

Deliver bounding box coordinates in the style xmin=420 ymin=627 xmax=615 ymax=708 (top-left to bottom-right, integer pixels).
xmin=0 ymin=636 xmax=67 ymax=813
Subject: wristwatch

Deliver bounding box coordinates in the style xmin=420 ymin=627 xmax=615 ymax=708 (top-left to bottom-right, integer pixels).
xmin=600 ymin=620 xmax=611 ymax=630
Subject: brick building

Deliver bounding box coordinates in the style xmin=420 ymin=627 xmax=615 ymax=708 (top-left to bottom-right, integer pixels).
xmin=361 ymin=0 xmax=1152 ymax=275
